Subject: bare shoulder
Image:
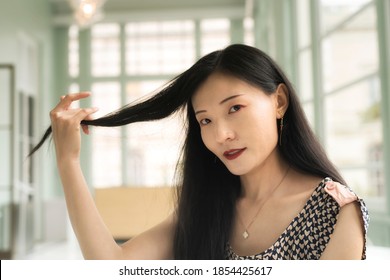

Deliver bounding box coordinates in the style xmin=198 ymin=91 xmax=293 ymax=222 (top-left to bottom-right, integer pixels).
xmin=285 ymin=168 xmax=323 ymax=197
xmin=119 ymin=212 xmax=177 ymax=260
xmin=281 ymin=169 xmax=365 ymax=259
xmin=276 ymin=170 xmax=324 ymax=219
xmin=320 ymin=201 xmax=364 ymax=259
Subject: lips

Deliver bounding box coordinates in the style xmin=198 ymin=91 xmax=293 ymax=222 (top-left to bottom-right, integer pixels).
xmin=223 ymin=148 xmax=246 ymax=160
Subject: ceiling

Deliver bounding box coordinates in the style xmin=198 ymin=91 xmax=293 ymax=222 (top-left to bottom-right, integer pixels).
xmin=50 ymin=0 xmax=249 ymax=26
xmin=50 ymin=0 xmax=247 ymax=15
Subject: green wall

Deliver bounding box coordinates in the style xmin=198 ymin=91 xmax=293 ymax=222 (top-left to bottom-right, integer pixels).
xmin=0 ymin=0 xmax=61 ymax=200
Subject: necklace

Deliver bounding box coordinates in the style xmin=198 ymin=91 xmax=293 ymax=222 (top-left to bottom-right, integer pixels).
xmin=237 ymin=166 xmax=291 ymax=240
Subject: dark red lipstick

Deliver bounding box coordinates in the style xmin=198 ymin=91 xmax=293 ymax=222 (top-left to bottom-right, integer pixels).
xmin=223 ymin=148 xmax=246 ymax=160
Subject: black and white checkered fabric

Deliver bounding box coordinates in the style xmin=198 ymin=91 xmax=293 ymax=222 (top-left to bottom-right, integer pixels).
xmin=226 ymin=178 xmax=369 ymax=260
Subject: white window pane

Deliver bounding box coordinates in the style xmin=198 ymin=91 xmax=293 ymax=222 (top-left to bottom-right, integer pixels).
xmin=201 ymin=18 xmax=231 ymax=55
xmin=91 ymin=23 xmax=120 ymax=77
xmin=341 ymin=168 xmax=384 ymax=207
xmin=68 ymin=83 xmax=80 ymax=108
xmin=325 ymin=78 xmax=383 ymax=198
xmin=126 ymin=21 xmax=195 ymax=75
xmin=298 ymin=49 xmax=313 ymax=101
xmin=322 ymin=5 xmax=378 ymax=93
xmin=302 ymin=102 xmax=315 ymax=129
xmin=69 ymin=83 xmax=79 ymax=93
xmin=91 ymin=82 xmax=122 ymax=188
xmin=297 ymin=0 xmax=311 ymax=48
xmin=320 ymin=0 xmax=372 ymax=35
xmin=68 ymin=25 xmax=79 ymax=77
xmin=126 ymin=81 xmax=183 ymax=187
xmin=244 ymin=17 xmax=254 ymax=46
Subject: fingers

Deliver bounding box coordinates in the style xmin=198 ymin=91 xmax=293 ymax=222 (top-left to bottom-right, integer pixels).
xmin=51 ymin=92 xmax=99 ymax=136
xmin=74 ymin=107 xmax=99 ymax=122
xmin=81 ymin=124 xmax=90 ymax=135
xmin=50 ymin=107 xmax=99 ymax=132
xmin=55 ymin=92 xmax=91 ymax=111
xmin=51 ymin=92 xmax=94 ymax=123
xmin=81 ymin=109 xmax=98 ymax=135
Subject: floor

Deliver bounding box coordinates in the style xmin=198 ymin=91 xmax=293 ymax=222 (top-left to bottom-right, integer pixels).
xmin=22 ymin=240 xmax=83 ymax=260
xmin=19 ymin=240 xmax=390 ymax=260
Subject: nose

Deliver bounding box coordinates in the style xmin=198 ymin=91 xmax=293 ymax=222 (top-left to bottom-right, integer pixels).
xmin=214 ymin=120 xmax=236 ymax=143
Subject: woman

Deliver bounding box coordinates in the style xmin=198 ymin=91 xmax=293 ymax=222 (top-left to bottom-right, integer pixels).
xmin=31 ymin=44 xmax=368 ymax=260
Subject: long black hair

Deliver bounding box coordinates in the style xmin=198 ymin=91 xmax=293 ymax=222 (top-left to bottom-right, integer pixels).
xmin=30 ymin=44 xmax=345 ymax=259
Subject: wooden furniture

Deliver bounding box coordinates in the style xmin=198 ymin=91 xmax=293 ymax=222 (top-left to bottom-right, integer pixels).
xmin=95 ymin=187 xmax=175 ymax=241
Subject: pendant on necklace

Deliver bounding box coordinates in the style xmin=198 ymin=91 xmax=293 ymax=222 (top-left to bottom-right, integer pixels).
xmin=242 ymin=230 xmax=249 ymax=239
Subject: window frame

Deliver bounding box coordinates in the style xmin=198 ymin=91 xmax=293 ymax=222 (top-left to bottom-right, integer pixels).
xmin=291 ymin=0 xmax=390 ymax=246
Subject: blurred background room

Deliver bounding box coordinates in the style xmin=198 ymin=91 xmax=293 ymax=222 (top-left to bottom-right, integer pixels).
xmin=0 ymin=0 xmax=390 ymax=259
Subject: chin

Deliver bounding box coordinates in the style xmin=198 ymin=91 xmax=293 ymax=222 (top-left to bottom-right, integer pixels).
xmin=224 ymin=164 xmax=250 ymax=176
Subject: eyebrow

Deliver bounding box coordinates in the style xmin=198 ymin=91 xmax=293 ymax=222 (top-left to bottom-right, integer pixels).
xmin=194 ymin=94 xmax=243 ymax=115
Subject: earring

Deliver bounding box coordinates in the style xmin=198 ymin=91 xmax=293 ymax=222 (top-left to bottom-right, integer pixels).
xmin=279 ymin=117 xmax=284 ymax=146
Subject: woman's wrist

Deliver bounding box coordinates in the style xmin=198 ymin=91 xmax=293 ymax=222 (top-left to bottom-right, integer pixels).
xmin=57 ymin=157 xmax=81 ymax=171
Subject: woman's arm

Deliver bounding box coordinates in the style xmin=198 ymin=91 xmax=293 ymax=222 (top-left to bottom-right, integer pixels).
xmin=320 ymin=201 xmax=365 ymax=260
xmin=51 ymin=92 xmax=174 ymax=259
xmin=119 ymin=213 xmax=176 ymax=259
xmin=58 ymin=159 xmax=122 ymax=259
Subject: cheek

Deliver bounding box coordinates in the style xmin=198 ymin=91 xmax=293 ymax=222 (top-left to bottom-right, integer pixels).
xmin=200 ymin=129 xmax=215 ymax=152
xmin=246 ymin=113 xmax=278 ymax=142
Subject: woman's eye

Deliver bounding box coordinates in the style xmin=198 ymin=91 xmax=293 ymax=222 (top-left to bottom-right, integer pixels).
xmin=200 ymin=118 xmax=211 ymax=126
xmin=229 ymin=105 xmax=242 ymax=113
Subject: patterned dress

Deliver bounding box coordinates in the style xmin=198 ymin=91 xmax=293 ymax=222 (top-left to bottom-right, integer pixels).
xmin=225 ymin=178 xmax=369 ymax=260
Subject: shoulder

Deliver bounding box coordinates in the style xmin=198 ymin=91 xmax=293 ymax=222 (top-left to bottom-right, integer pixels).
xmin=319 ymin=179 xmax=369 ymax=259
xmin=323 ymin=179 xmax=359 ymax=207
xmin=322 ymin=179 xmax=369 ymax=235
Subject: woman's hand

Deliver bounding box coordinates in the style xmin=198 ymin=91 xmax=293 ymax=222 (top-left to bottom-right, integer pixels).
xmin=50 ymin=92 xmax=98 ymax=163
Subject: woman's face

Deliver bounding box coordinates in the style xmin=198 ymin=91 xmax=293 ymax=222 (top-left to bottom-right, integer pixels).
xmin=192 ymin=72 xmax=285 ymax=176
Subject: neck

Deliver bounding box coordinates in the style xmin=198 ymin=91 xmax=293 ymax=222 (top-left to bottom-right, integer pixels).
xmin=239 ymin=149 xmax=289 ymax=202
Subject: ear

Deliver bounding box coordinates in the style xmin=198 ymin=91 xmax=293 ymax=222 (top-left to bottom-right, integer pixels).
xmin=274 ymin=83 xmax=289 ymax=118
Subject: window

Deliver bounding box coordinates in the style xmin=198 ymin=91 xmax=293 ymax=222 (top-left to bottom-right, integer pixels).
xmin=91 ymin=23 xmax=120 ymax=77
xmin=126 ymin=21 xmax=195 ymax=75
xmin=91 ymin=82 xmax=122 ymax=188
xmin=319 ymin=1 xmax=383 ymax=199
xmin=292 ymin=0 xmax=390 ymax=247
xmin=86 ymin=20 xmax=201 ymax=188
xmin=200 ymin=18 xmax=231 ymax=55
xmin=69 ymin=17 xmax=238 ymax=188
xmin=244 ymin=17 xmax=255 ymax=46
xmin=296 ymin=0 xmax=314 ymax=125
xmin=126 ymin=80 xmax=183 ymax=187
xmin=321 ymin=4 xmax=378 ymax=92
xmin=68 ymin=25 xmax=79 ymax=77
xmin=296 ymin=0 xmax=383 ymax=200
